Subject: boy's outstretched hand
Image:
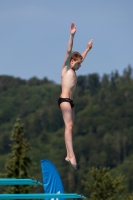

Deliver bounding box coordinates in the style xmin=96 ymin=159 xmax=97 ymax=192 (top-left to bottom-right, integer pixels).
xmin=87 ymin=39 xmax=93 ymax=50
xmin=70 ymin=23 xmax=76 ymax=35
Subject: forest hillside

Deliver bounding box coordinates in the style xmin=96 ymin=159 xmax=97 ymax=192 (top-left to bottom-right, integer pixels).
xmin=0 ymin=65 xmax=133 ymax=193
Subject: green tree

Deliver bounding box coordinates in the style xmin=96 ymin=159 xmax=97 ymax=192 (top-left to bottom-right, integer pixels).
xmin=4 ymin=118 xmax=33 ymax=194
xmin=82 ymin=167 xmax=124 ymax=200
xmin=125 ymin=194 xmax=133 ymax=200
xmin=87 ymin=73 xmax=100 ymax=95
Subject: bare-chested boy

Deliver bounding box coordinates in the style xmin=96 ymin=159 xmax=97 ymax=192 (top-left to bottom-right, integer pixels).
xmin=58 ymin=23 xmax=93 ymax=169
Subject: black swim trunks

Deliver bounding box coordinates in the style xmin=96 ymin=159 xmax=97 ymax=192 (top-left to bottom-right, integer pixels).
xmin=58 ymin=98 xmax=74 ymax=108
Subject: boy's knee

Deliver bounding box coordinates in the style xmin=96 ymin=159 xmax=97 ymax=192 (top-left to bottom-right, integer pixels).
xmin=66 ymin=122 xmax=73 ymax=130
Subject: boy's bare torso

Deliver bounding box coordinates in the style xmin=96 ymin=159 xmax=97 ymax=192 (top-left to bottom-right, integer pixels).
xmin=60 ymin=66 xmax=77 ymax=100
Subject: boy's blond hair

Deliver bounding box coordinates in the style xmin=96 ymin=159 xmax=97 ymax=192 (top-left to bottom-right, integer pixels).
xmin=70 ymin=52 xmax=83 ymax=62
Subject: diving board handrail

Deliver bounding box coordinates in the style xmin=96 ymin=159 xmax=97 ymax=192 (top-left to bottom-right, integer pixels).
xmin=0 ymin=193 xmax=86 ymax=199
xmin=0 ymin=178 xmax=42 ymax=185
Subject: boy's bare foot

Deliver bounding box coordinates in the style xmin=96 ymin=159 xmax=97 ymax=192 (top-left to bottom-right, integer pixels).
xmin=65 ymin=156 xmax=77 ymax=169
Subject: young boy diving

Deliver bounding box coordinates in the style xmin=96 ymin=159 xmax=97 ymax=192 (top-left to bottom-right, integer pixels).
xmin=58 ymin=23 xmax=93 ymax=169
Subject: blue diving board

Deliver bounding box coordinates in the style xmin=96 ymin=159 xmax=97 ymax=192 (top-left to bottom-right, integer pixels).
xmin=0 ymin=178 xmax=42 ymax=185
xmin=0 ymin=193 xmax=86 ymax=199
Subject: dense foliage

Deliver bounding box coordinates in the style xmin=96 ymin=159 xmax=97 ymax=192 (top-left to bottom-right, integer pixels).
xmin=0 ymin=65 xmax=133 ymax=195
xmin=82 ymin=167 xmax=133 ymax=200
xmin=82 ymin=167 xmax=124 ymax=200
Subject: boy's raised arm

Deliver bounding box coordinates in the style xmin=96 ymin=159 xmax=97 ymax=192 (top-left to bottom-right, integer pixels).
xmin=81 ymin=39 xmax=93 ymax=62
xmin=63 ymin=23 xmax=76 ymax=67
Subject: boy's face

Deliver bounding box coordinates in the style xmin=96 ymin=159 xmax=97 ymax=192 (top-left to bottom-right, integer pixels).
xmin=71 ymin=59 xmax=82 ymax=71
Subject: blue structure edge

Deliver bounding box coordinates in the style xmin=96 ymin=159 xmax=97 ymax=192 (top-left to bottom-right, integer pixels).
xmin=0 ymin=193 xmax=86 ymax=199
xmin=0 ymin=178 xmax=42 ymax=185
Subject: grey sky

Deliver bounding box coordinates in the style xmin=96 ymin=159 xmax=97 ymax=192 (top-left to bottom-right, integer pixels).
xmin=0 ymin=0 xmax=133 ymax=83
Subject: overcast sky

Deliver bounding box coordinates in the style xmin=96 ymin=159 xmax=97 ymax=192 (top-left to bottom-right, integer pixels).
xmin=0 ymin=0 xmax=133 ymax=83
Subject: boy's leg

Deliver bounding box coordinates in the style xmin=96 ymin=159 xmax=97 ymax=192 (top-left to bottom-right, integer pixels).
xmin=60 ymin=102 xmax=77 ymax=165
